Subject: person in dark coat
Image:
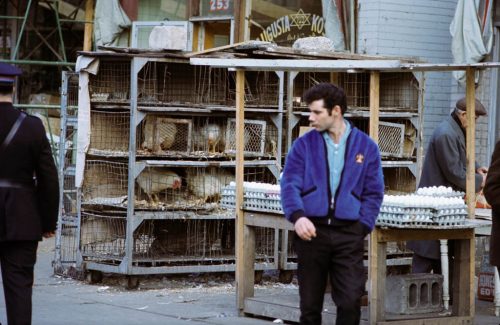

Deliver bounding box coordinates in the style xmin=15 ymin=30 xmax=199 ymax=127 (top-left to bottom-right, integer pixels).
xmin=0 ymin=62 xmax=59 ymax=325
xmin=484 ymin=140 xmax=500 ymax=268
xmin=407 ymin=97 xmax=488 ymax=273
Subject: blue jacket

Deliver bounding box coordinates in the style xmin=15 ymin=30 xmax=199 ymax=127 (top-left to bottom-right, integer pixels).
xmin=280 ymin=126 xmax=384 ymax=230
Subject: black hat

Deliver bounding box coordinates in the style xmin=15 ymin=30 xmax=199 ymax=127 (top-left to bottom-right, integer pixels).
xmin=0 ymin=62 xmax=22 ymax=85
xmin=455 ymin=97 xmax=487 ymax=116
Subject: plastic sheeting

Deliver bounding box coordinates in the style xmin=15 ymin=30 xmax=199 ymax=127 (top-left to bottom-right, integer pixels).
xmin=75 ymin=56 xmax=99 ymax=187
xmin=94 ymin=0 xmax=131 ymax=47
xmin=322 ymin=0 xmax=346 ymax=51
xmin=450 ymin=0 xmax=493 ymax=84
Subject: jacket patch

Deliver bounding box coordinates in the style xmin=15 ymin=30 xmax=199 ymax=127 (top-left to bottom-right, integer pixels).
xmin=355 ymin=153 xmax=364 ymax=164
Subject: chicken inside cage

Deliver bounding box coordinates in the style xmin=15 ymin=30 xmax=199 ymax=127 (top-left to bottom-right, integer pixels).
xmin=82 ymin=161 xmax=128 ymax=205
xmin=192 ymin=120 xmax=226 ymax=154
xmin=80 ymin=213 xmax=126 ymax=258
xmin=186 ymin=167 xmax=235 ymax=204
xmin=139 ymin=116 xmax=192 ymax=155
xmin=136 ymin=167 xmax=182 ymax=208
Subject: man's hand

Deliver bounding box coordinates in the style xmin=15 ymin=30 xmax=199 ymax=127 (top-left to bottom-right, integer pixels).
xmin=294 ymin=217 xmax=317 ymax=241
xmin=477 ymin=166 xmax=488 ymax=176
xmin=42 ymin=231 xmax=55 ymax=239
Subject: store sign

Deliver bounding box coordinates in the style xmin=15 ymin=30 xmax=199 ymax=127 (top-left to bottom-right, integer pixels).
xmin=201 ymin=0 xmax=233 ymax=16
xmin=257 ymin=9 xmax=325 ymax=44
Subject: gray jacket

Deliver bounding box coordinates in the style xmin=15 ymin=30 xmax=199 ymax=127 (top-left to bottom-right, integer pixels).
xmin=407 ymin=115 xmax=481 ymax=259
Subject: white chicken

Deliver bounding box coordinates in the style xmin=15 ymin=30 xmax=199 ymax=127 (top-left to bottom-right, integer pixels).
xmin=187 ymin=168 xmax=234 ymax=203
xmin=141 ymin=116 xmax=178 ymax=154
xmin=83 ymin=162 xmax=127 ymax=203
xmin=193 ymin=123 xmax=224 ymax=154
xmin=136 ymin=168 xmax=182 ymax=206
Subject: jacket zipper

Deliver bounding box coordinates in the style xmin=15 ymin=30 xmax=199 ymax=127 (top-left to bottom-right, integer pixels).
xmin=332 ymin=126 xmax=354 ymax=218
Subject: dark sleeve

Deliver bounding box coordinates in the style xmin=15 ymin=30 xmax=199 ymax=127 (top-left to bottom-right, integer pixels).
xmin=484 ymin=141 xmax=500 ymax=209
xmin=33 ymin=120 xmax=60 ymax=233
xmin=433 ymin=132 xmax=482 ymax=193
xmin=280 ymin=139 xmax=306 ymax=223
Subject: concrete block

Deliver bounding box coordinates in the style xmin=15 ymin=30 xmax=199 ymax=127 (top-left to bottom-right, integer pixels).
xmin=385 ymin=274 xmax=443 ymax=314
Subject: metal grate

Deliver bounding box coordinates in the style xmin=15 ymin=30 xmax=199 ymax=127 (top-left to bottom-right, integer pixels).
xmin=195 ymin=65 xmax=230 ymax=105
xmin=379 ymin=121 xmax=405 ymax=158
xmin=82 ymin=160 xmax=128 ymax=206
xmin=80 ymin=212 xmax=126 ymax=259
xmin=138 ymin=116 xmax=192 ymax=155
xmin=89 ymin=61 xmax=130 ymax=102
xmin=89 ymin=110 xmax=130 ymax=155
xmin=225 ymin=118 xmax=267 ymax=156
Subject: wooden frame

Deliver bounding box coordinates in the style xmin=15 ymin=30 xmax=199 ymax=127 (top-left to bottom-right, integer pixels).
xmin=189 ymin=56 xmax=500 ymax=322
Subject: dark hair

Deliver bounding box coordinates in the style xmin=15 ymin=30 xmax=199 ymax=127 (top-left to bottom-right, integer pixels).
xmin=0 ymin=84 xmax=13 ymax=96
xmin=303 ymin=83 xmax=347 ymax=115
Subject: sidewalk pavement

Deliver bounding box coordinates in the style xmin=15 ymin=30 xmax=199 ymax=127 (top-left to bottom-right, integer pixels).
xmin=0 ymin=238 xmax=499 ymax=324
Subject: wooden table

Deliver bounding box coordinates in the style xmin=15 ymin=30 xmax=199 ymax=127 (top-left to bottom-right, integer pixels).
xmin=369 ymin=225 xmax=476 ymax=324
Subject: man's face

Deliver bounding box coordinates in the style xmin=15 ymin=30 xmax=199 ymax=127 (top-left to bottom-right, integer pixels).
xmin=308 ymin=99 xmax=336 ymax=131
xmin=457 ymin=110 xmax=479 ymax=128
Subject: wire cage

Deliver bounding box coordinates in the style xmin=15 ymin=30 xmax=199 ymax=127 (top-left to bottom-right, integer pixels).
xmin=293 ymin=72 xmax=419 ymax=111
xmin=191 ymin=116 xmax=227 ymax=156
xmin=89 ymin=60 xmax=130 ymax=103
xmin=89 ymin=110 xmax=130 ymax=156
xmin=350 ymin=118 xmax=417 ymax=159
xmin=62 ymin=174 xmax=77 ymax=215
xmin=131 ymin=219 xmax=276 ymax=267
xmin=80 ymin=212 xmax=127 ymax=261
xmin=135 ymin=165 xmax=276 ymax=210
xmin=137 ymin=116 xmax=192 ymax=156
xmin=229 ymin=70 xmax=280 ymax=107
xmin=67 ymin=73 xmax=79 ymax=112
xmin=135 ymin=166 xmax=234 ymax=210
xmin=56 ymin=217 xmax=79 ymax=274
xmin=194 ymin=65 xmax=231 ymax=105
xmin=225 ymin=118 xmax=267 ymax=156
xmin=384 ymin=167 xmax=416 ymax=195
xmin=82 ymin=160 xmax=128 ymax=206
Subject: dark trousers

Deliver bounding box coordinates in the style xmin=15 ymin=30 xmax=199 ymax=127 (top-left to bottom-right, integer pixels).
xmin=0 ymin=241 xmax=38 ymax=325
xmin=294 ymin=222 xmax=366 ymax=325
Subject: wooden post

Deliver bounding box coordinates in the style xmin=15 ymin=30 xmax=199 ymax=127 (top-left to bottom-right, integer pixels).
xmin=83 ymin=0 xmax=94 ymax=51
xmin=369 ymin=71 xmax=380 ymax=141
xmin=330 ymin=72 xmax=339 ymax=85
xmin=234 ymin=0 xmax=250 ymax=42
xmin=235 ymin=69 xmax=253 ymax=312
xmin=368 ymin=70 xmax=381 ymax=324
xmin=465 ymin=68 xmax=476 ymax=218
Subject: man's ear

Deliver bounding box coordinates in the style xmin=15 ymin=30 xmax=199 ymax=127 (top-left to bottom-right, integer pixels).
xmin=333 ymin=105 xmax=342 ymax=115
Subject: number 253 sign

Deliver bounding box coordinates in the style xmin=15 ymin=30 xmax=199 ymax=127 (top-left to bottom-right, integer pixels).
xmin=210 ymin=0 xmax=229 ymax=11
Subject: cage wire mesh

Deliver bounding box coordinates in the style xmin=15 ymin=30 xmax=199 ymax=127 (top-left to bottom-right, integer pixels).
xmin=225 ymin=118 xmax=267 ymax=156
xmin=82 ymin=160 xmax=128 ymax=206
xmin=293 ymin=72 xmax=331 ymax=109
xmin=255 ymin=227 xmax=276 ymax=263
xmin=378 ymin=121 xmax=405 ymax=158
xmin=384 ymin=167 xmax=416 ymax=195
xmin=63 ymin=174 xmax=77 ymax=215
xmin=80 ymin=212 xmax=126 ymax=260
xmin=337 ymin=73 xmax=370 ymax=108
xmin=191 ymin=116 xmax=227 ymax=155
xmin=379 ymin=73 xmax=419 ymax=110
xmin=67 ymin=74 xmax=79 ymax=111
xmin=135 ymin=166 xmax=235 ymax=210
xmin=89 ymin=61 xmax=130 ymax=102
xmin=195 ymin=65 xmax=230 ymax=105
xmin=228 ymin=71 xmax=280 ymax=107
xmin=89 ymin=110 xmax=130 ymax=155
xmin=58 ymin=220 xmax=79 ymax=268
xmin=133 ymin=219 xmax=234 ymax=262
xmin=63 ymin=125 xmax=77 ymax=168
xmin=138 ymin=116 xmax=192 ymax=156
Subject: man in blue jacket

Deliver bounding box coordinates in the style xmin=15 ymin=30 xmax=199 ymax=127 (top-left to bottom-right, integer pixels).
xmin=281 ymin=83 xmax=384 ymax=325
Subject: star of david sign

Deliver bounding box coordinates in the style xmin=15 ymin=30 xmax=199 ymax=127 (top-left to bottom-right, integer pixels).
xmin=290 ymin=9 xmax=311 ymax=30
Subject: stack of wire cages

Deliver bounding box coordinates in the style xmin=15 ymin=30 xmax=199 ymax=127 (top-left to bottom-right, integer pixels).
xmin=54 ymin=72 xmax=80 ymax=276
xmin=89 ymin=60 xmax=130 ymax=104
xmin=79 ymin=54 xmax=284 ymax=278
xmin=136 ymin=61 xmax=281 ymax=108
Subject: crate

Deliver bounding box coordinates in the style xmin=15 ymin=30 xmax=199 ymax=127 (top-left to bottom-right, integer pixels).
xmin=89 ymin=61 xmax=130 ymax=103
xmin=221 ymin=183 xmax=283 ymax=214
xmin=80 ymin=212 xmax=127 ymax=260
xmin=379 ymin=121 xmax=405 ymax=158
xmin=82 ymin=160 xmax=128 ymax=206
xmin=89 ymin=110 xmax=130 ymax=155
xmin=225 ymin=118 xmax=267 ymax=157
xmin=138 ymin=116 xmax=192 ymax=156
xmin=386 ymin=274 xmax=443 ymax=314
